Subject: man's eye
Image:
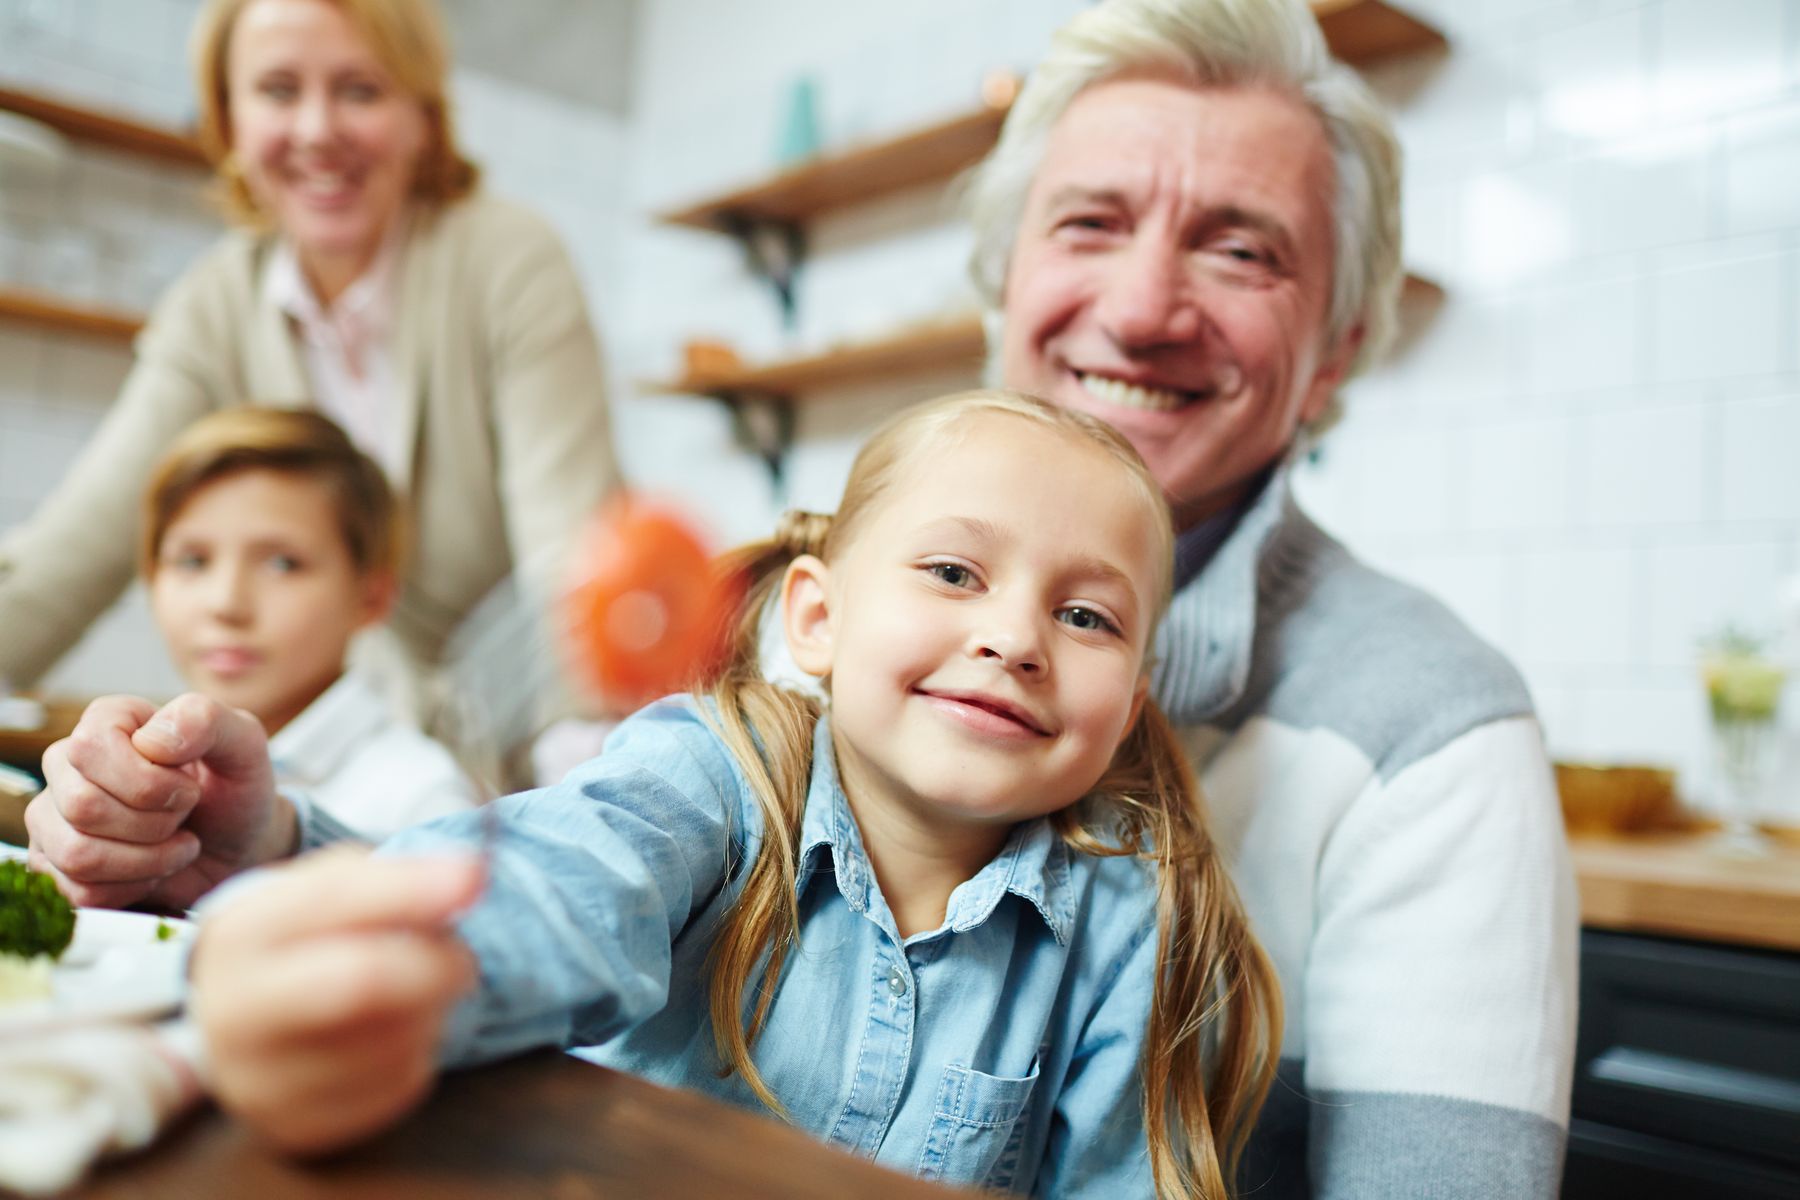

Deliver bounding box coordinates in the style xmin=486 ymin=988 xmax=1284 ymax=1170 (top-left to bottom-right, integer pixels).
xmin=927 ymin=562 xmax=975 ymax=588
xmin=1059 ymin=606 xmax=1118 ymax=635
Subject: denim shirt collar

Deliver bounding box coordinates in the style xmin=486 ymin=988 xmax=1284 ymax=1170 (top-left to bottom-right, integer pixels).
xmin=796 ymin=714 xmax=1076 ymax=945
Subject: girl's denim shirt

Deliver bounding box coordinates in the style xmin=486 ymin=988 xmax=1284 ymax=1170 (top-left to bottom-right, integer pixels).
xmin=305 ymin=697 xmax=1165 ymax=1196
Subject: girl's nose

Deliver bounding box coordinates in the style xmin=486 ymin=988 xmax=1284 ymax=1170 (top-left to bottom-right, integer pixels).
xmin=971 ymin=607 xmax=1047 ymax=677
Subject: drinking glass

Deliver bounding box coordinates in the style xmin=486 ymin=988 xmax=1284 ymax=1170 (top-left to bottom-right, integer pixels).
xmin=1701 ymin=651 xmax=1786 ymax=857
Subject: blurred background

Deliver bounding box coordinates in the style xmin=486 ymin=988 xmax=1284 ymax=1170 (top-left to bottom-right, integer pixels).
xmin=0 ymin=0 xmax=1796 ymax=816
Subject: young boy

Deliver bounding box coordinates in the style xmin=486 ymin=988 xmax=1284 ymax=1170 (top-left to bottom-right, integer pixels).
xmin=143 ymin=409 xmax=476 ymax=836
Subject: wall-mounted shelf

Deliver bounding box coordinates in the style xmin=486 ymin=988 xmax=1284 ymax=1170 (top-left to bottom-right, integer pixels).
xmin=0 ymin=287 xmax=144 ymax=342
xmin=643 ymin=314 xmax=986 ymax=400
xmin=0 ymin=85 xmax=208 ymax=168
xmin=646 ymin=274 xmax=1439 ymax=404
xmin=1312 ymin=0 xmax=1446 ymax=66
xmin=657 ymin=1 xmax=1445 ymax=234
xmin=659 ymin=105 xmax=1008 ymax=233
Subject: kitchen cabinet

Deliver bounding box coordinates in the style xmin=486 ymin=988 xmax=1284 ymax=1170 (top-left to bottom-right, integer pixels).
xmin=1563 ymin=834 xmax=1800 ymax=1197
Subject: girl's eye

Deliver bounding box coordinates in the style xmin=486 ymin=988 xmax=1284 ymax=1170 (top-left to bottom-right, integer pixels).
xmin=1059 ymin=606 xmax=1120 ymax=636
xmin=925 ymin=562 xmax=976 ymax=589
xmin=338 ymin=79 xmax=382 ymax=103
xmin=267 ymin=554 xmax=301 ymax=574
xmin=257 ymin=79 xmax=298 ymax=102
xmin=170 ymin=552 xmax=207 ymax=572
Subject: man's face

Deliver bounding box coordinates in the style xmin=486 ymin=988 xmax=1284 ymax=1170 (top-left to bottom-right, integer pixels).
xmin=999 ymin=76 xmax=1354 ymax=529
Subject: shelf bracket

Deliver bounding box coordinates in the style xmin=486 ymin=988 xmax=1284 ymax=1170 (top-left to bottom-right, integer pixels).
xmin=721 ymin=213 xmax=805 ymax=329
xmin=708 ymin=390 xmax=797 ymax=502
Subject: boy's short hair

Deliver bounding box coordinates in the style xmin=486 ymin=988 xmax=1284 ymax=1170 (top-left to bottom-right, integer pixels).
xmin=141 ymin=409 xmax=404 ymax=577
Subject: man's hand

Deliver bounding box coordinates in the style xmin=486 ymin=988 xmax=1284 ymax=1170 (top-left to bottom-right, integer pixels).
xmin=24 ymin=693 xmax=295 ymax=910
xmin=192 ymin=848 xmax=483 ymax=1155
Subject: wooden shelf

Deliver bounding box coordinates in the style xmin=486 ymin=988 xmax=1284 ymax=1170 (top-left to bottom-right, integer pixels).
xmin=660 ymin=104 xmax=1008 ymax=232
xmin=648 ymin=273 xmax=1438 ymax=402
xmin=643 ymin=314 xmax=986 ymax=399
xmin=658 ymin=1 xmax=1443 ymax=233
xmin=1313 ymin=0 xmax=1446 ymax=66
xmin=0 ymin=85 xmax=207 ymax=168
xmin=0 ymin=287 xmax=144 ymax=342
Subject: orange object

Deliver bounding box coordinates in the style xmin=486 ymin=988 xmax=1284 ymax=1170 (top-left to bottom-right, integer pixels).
xmin=563 ymin=497 xmax=743 ymax=711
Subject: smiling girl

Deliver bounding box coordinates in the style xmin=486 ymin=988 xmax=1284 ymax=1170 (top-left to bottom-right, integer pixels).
xmin=191 ymin=391 xmax=1280 ymax=1198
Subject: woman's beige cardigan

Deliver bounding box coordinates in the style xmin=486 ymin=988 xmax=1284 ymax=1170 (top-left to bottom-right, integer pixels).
xmin=0 ymin=191 xmax=619 ymax=698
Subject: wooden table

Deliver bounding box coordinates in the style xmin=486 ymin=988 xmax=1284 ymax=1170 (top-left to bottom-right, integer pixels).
xmin=0 ymin=695 xmax=83 ymax=771
xmin=74 ymin=1050 xmax=971 ymax=1199
xmin=1571 ymin=829 xmax=1800 ymax=953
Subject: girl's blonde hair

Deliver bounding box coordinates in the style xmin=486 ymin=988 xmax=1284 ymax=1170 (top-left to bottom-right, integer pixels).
xmin=700 ymin=389 xmax=1280 ymax=1199
xmin=190 ymin=0 xmax=480 ymax=226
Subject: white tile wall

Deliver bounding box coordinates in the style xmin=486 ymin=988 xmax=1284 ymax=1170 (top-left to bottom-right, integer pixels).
xmin=5 ymin=0 xmax=1799 ymax=797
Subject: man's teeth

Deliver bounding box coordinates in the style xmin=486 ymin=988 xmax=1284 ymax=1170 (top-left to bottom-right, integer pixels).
xmin=1077 ymin=373 xmax=1190 ymax=412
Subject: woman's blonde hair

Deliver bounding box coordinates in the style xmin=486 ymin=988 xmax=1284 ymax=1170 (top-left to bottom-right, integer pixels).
xmin=700 ymin=389 xmax=1280 ymax=1199
xmin=141 ymin=408 xmax=405 ymax=579
xmin=190 ymin=0 xmax=480 ymax=226
xmin=966 ymin=0 xmax=1403 ymax=382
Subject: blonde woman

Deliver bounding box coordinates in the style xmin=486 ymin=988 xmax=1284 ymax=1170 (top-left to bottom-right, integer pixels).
xmin=0 ymin=0 xmax=618 ymax=733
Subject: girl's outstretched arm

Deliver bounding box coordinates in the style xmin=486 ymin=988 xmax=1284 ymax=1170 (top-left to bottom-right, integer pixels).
xmin=191 ymin=847 xmax=483 ymax=1154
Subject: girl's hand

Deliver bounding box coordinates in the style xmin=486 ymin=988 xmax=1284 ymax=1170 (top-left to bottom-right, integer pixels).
xmin=189 ymin=847 xmax=484 ymax=1155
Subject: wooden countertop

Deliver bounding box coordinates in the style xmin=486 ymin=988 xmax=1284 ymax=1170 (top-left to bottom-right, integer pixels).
xmin=1572 ymin=830 xmax=1800 ymax=953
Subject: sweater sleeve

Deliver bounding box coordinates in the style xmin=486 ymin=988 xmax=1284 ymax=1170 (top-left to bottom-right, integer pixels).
xmin=0 ymin=249 xmax=240 ymax=685
xmin=1303 ymin=716 xmax=1578 ymax=1199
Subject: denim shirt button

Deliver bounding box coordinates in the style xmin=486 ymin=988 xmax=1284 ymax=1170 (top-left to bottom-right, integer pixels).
xmin=888 ymin=964 xmax=908 ymax=996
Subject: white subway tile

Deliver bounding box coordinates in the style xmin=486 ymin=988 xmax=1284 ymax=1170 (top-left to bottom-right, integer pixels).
xmin=0 ymin=327 xmax=46 ymax=406
xmin=1720 ymin=389 xmax=1800 ymax=522
xmin=1519 ymin=543 xmax=1638 ymax=668
xmin=0 ymin=423 xmax=81 ymax=502
xmin=1537 ymin=6 xmax=1650 ymax=143
xmin=1467 ymin=413 xmax=1576 ymax=532
xmin=1458 ymin=158 xmax=1579 ymax=289
xmin=1578 ymin=682 xmax=1708 ymax=781
xmin=1352 ymin=423 xmax=1465 ymax=537
xmin=1724 ymin=102 xmax=1800 ymax=236
xmin=1650 ymin=249 xmax=1787 ymax=382
xmin=1522 ymin=270 xmax=1642 ymax=395
xmin=1571 ymin=130 xmax=1714 ymax=257
xmin=1645 ymin=539 xmax=1788 ymax=668
xmin=1654 ymin=0 xmax=1787 ymax=122
xmin=1582 ymin=402 xmax=1708 ymax=527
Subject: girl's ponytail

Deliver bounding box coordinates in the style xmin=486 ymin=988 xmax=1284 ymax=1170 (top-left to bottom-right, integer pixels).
xmin=699 ymin=510 xmax=833 ymax=1115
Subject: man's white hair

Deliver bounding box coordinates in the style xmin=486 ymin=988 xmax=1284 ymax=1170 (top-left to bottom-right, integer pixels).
xmin=966 ymin=0 xmax=1404 ymax=380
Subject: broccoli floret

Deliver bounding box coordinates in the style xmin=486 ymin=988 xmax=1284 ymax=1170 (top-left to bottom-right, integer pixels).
xmin=0 ymin=860 xmax=76 ymax=961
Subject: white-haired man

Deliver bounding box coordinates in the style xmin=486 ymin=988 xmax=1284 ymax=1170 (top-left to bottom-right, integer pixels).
xmin=970 ymin=0 xmax=1576 ymax=1195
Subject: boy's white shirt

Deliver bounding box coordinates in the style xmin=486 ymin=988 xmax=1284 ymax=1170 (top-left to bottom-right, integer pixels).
xmin=269 ymin=671 xmax=478 ymax=838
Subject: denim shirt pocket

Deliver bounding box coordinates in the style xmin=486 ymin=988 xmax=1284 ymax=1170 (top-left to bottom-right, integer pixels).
xmin=915 ymin=1058 xmax=1041 ymax=1190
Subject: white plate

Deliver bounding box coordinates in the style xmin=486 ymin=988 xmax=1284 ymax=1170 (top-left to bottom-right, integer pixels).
xmin=0 ymin=909 xmax=195 ymax=1033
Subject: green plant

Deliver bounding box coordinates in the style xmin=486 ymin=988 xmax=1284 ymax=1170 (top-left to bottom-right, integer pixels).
xmin=0 ymin=860 xmax=76 ymax=961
